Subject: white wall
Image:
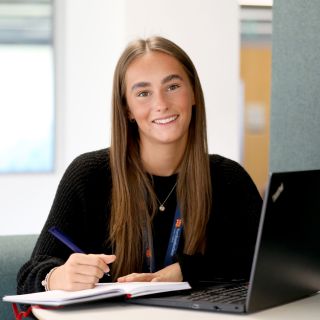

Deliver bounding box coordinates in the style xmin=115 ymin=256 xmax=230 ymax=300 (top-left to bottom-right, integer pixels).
xmin=0 ymin=0 xmax=239 ymax=235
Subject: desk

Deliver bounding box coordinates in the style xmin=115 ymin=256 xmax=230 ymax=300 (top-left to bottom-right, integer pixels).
xmin=33 ymin=293 xmax=320 ymax=320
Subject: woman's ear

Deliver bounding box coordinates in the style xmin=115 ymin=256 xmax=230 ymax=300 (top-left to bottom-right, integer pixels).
xmin=127 ymin=109 xmax=135 ymax=122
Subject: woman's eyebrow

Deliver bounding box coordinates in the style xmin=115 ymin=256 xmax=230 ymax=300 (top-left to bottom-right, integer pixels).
xmin=161 ymin=74 xmax=183 ymax=84
xmin=131 ymin=81 xmax=151 ymax=92
xmin=131 ymin=74 xmax=183 ymax=92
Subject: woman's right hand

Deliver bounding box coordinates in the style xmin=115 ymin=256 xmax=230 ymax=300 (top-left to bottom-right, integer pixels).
xmin=49 ymin=253 xmax=116 ymax=291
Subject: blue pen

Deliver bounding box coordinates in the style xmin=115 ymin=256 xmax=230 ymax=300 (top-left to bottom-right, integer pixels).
xmin=48 ymin=226 xmax=111 ymax=277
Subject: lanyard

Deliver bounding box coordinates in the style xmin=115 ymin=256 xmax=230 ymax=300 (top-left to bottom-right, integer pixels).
xmin=145 ymin=205 xmax=183 ymax=273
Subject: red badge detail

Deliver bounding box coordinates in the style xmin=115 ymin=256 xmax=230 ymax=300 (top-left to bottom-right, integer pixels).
xmin=146 ymin=248 xmax=152 ymax=257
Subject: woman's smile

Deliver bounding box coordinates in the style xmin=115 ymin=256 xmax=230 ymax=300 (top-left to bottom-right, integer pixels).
xmin=152 ymin=114 xmax=179 ymax=125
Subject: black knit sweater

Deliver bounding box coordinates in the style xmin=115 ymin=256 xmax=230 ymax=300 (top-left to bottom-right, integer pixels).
xmin=17 ymin=149 xmax=262 ymax=294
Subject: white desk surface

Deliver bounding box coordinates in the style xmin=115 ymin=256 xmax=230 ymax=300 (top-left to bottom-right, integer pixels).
xmin=32 ymin=293 xmax=320 ymax=320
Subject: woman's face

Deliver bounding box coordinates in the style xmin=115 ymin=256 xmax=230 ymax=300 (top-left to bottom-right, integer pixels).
xmin=125 ymin=51 xmax=195 ymax=149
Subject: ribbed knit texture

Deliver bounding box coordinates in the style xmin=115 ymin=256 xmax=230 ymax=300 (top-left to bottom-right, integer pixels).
xmin=17 ymin=148 xmax=262 ymax=294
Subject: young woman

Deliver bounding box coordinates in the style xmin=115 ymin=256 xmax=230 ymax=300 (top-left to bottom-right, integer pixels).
xmin=17 ymin=36 xmax=262 ymax=294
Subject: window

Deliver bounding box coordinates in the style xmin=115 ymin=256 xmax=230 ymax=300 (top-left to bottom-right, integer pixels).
xmin=0 ymin=0 xmax=54 ymax=173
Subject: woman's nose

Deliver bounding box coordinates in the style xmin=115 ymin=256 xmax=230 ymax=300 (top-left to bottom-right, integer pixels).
xmin=153 ymin=91 xmax=169 ymax=111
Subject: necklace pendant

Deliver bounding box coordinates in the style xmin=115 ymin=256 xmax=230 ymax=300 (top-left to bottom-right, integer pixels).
xmin=159 ymin=205 xmax=165 ymax=212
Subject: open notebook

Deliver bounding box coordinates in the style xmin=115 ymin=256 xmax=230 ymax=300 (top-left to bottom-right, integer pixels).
xmin=3 ymin=282 xmax=191 ymax=306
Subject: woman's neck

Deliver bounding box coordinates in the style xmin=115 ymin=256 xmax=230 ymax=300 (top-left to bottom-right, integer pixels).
xmin=140 ymin=141 xmax=186 ymax=176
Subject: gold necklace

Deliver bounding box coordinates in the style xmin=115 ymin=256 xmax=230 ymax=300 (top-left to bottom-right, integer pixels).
xmin=156 ymin=181 xmax=177 ymax=212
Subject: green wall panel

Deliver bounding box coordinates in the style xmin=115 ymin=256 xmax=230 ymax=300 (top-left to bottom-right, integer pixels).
xmin=270 ymin=0 xmax=320 ymax=172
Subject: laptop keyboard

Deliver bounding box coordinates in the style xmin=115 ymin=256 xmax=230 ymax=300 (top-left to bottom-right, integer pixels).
xmin=186 ymin=283 xmax=248 ymax=304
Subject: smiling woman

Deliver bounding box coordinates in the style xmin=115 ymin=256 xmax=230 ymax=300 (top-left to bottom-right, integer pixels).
xmin=17 ymin=36 xmax=262 ymax=296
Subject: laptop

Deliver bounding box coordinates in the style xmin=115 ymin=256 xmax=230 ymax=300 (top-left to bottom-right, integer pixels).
xmin=131 ymin=169 xmax=320 ymax=313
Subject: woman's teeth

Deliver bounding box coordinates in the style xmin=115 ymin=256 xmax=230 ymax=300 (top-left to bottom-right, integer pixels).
xmin=153 ymin=115 xmax=178 ymax=124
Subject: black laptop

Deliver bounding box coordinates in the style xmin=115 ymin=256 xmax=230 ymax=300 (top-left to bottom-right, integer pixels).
xmin=131 ymin=169 xmax=320 ymax=313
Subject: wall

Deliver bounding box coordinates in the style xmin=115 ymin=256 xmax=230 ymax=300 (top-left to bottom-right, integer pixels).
xmin=241 ymin=45 xmax=271 ymax=194
xmin=270 ymin=0 xmax=320 ymax=172
xmin=0 ymin=0 xmax=239 ymax=235
xmin=0 ymin=0 xmax=126 ymax=235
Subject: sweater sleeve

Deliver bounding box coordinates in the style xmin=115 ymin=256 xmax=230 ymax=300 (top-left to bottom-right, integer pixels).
xmin=177 ymin=156 xmax=262 ymax=284
xmin=16 ymin=154 xmax=90 ymax=294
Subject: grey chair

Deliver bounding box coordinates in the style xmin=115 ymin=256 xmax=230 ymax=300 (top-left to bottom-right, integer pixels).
xmin=0 ymin=234 xmax=38 ymax=320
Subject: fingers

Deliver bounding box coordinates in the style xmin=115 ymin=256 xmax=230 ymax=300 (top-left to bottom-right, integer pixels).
xmin=51 ymin=253 xmax=116 ymax=291
xmin=117 ymin=263 xmax=183 ymax=283
xmin=97 ymin=254 xmax=116 ymax=272
xmin=151 ymin=263 xmax=183 ymax=282
xmin=117 ymin=273 xmax=156 ymax=282
xmin=69 ymin=254 xmax=103 ymax=272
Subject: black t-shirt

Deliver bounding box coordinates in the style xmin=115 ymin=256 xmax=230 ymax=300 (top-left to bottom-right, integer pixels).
xmin=152 ymin=174 xmax=178 ymax=270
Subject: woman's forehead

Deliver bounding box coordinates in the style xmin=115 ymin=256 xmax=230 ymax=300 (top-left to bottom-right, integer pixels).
xmin=125 ymin=51 xmax=188 ymax=85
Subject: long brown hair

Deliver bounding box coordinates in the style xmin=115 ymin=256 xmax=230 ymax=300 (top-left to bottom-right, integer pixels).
xmin=110 ymin=36 xmax=212 ymax=279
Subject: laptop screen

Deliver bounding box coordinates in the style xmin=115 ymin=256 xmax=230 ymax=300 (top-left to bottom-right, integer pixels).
xmin=247 ymin=169 xmax=320 ymax=312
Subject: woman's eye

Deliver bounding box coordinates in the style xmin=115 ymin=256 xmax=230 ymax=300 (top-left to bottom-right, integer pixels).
xmin=168 ymin=84 xmax=180 ymax=91
xmin=137 ymin=91 xmax=150 ymax=97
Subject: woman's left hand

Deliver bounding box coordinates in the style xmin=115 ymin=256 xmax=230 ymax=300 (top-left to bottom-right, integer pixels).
xmin=117 ymin=262 xmax=183 ymax=282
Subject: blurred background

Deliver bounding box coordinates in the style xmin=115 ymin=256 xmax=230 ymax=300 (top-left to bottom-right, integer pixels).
xmin=0 ymin=0 xmax=272 ymax=234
